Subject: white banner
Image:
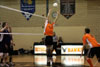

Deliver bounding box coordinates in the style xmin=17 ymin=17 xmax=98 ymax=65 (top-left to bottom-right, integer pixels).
xmin=61 ymin=45 xmax=83 ymax=54
xmin=34 ymin=45 xmax=56 ymax=54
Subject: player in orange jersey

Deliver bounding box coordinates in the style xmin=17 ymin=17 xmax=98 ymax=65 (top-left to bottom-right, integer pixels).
xmin=44 ymin=9 xmax=59 ymax=66
xmin=81 ymin=28 xmax=100 ymax=67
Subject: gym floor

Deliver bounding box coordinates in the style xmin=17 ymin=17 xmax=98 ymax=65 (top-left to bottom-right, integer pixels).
xmin=11 ymin=55 xmax=100 ymax=67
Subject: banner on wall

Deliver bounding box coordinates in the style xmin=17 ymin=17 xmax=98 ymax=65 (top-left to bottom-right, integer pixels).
xmin=20 ymin=0 xmax=35 ymax=20
xmin=60 ymin=0 xmax=75 ymax=19
xmin=34 ymin=45 xmax=56 ymax=54
xmin=61 ymin=45 xmax=83 ymax=54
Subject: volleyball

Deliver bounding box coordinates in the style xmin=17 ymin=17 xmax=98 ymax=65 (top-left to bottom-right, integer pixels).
xmin=53 ymin=2 xmax=58 ymax=7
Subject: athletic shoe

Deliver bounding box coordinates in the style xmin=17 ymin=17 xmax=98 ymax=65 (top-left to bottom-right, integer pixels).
xmin=50 ymin=60 xmax=52 ymax=66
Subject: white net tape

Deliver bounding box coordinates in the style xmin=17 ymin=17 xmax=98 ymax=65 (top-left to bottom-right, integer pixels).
xmin=0 ymin=5 xmax=46 ymax=19
xmin=0 ymin=33 xmax=43 ymax=35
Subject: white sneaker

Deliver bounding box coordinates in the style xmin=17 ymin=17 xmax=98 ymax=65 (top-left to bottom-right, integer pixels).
xmin=50 ymin=60 xmax=52 ymax=66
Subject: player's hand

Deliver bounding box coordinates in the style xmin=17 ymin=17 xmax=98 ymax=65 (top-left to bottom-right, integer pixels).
xmin=13 ymin=43 xmax=15 ymax=46
xmin=49 ymin=8 xmax=52 ymax=11
xmin=12 ymin=43 xmax=15 ymax=46
xmin=11 ymin=41 xmax=15 ymax=46
xmin=4 ymin=26 xmax=7 ymax=29
xmin=5 ymin=45 xmax=8 ymax=49
xmin=57 ymin=11 xmax=59 ymax=14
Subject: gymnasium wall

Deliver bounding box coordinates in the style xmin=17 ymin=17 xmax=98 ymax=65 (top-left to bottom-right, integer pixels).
xmin=12 ymin=26 xmax=85 ymax=50
xmin=0 ymin=0 xmax=100 ymax=50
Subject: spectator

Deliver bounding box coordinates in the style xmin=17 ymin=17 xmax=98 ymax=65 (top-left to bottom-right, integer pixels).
xmin=58 ymin=37 xmax=63 ymax=48
xmin=40 ymin=37 xmax=45 ymax=44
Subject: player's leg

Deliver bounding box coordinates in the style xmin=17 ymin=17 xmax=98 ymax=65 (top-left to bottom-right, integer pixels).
xmin=0 ymin=43 xmax=6 ymax=66
xmin=96 ymin=47 xmax=100 ymax=62
xmin=86 ymin=48 xmax=94 ymax=67
xmin=8 ymin=46 xmax=15 ymax=66
xmin=94 ymin=47 xmax=100 ymax=66
xmin=86 ymin=57 xmax=93 ymax=67
xmin=45 ymin=36 xmax=50 ymax=66
xmin=45 ymin=36 xmax=53 ymax=66
xmin=0 ymin=53 xmax=4 ymax=66
xmin=46 ymin=45 xmax=53 ymax=66
xmin=3 ymin=44 xmax=9 ymax=67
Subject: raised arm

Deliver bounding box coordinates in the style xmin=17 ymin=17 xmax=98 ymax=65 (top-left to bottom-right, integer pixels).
xmin=53 ymin=11 xmax=59 ymax=23
xmin=0 ymin=26 xmax=7 ymax=32
xmin=46 ymin=9 xmax=52 ymax=20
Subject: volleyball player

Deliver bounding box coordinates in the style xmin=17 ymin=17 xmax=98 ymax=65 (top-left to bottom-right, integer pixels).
xmin=44 ymin=9 xmax=59 ymax=66
xmin=81 ymin=28 xmax=100 ymax=67
xmin=0 ymin=22 xmax=9 ymax=66
xmin=7 ymin=26 xmax=15 ymax=66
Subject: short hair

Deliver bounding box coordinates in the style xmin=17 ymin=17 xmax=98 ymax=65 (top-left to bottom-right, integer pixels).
xmin=2 ymin=22 xmax=7 ymax=28
xmin=85 ymin=28 xmax=90 ymax=33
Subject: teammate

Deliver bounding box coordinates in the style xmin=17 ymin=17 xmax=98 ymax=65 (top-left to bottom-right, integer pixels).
xmin=7 ymin=26 xmax=15 ymax=66
xmin=0 ymin=22 xmax=9 ymax=66
xmin=44 ymin=9 xmax=59 ymax=66
xmin=0 ymin=22 xmax=15 ymax=66
xmin=81 ymin=28 xmax=100 ymax=67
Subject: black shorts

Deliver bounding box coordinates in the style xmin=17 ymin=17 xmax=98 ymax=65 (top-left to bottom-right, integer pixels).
xmin=53 ymin=42 xmax=57 ymax=49
xmin=0 ymin=42 xmax=8 ymax=53
xmin=87 ymin=47 xmax=100 ymax=59
xmin=45 ymin=36 xmax=53 ymax=45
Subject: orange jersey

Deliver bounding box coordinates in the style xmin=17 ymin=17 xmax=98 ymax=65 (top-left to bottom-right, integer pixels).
xmin=83 ymin=34 xmax=100 ymax=48
xmin=44 ymin=20 xmax=55 ymax=36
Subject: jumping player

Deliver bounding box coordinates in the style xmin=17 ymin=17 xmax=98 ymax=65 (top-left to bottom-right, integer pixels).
xmin=44 ymin=9 xmax=59 ymax=66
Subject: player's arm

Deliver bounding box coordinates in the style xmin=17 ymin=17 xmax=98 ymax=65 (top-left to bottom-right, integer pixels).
xmin=11 ymin=40 xmax=15 ymax=46
xmin=53 ymin=11 xmax=59 ymax=23
xmin=46 ymin=9 xmax=52 ymax=20
xmin=10 ymin=35 xmax=15 ymax=46
xmin=81 ymin=45 xmax=85 ymax=56
xmin=0 ymin=25 xmax=7 ymax=32
xmin=81 ymin=35 xmax=87 ymax=57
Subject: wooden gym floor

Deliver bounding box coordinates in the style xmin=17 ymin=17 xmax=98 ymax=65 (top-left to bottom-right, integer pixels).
xmin=5 ymin=55 xmax=99 ymax=67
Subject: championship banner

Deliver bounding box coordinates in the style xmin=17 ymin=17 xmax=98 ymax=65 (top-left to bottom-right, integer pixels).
xmin=21 ymin=0 xmax=35 ymax=20
xmin=60 ymin=0 xmax=75 ymax=19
